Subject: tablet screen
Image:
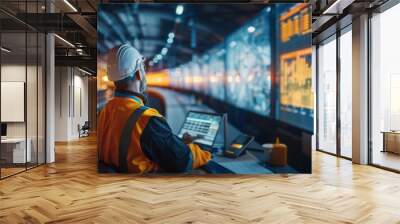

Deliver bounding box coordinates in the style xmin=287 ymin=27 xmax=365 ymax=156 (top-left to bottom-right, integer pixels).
xmin=178 ymin=111 xmax=222 ymax=146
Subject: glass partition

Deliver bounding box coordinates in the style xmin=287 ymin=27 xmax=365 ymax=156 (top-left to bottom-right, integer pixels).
xmin=0 ymin=1 xmax=46 ymax=179
xmin=1 ymin=31 xmax=28 ymax=177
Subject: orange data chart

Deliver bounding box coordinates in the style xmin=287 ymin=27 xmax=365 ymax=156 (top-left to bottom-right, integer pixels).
xmin=279 ymin=48 xmax=313 ymax=111
xmin=276 ymin=3 xmax=313 ymax=132
xmin=280 ymin=3 xmax=311 ymax=44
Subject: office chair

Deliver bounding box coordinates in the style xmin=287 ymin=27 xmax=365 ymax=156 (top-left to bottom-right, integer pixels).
xmin=78 ymin=121 xmax=90 ymax=138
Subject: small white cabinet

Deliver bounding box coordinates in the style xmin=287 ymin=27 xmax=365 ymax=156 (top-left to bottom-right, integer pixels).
xmin=1 ymin=138 xmax=32 ymax=163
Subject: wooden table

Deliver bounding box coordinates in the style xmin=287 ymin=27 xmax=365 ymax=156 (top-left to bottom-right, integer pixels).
xmin=381 ymin=131 xmax=400 ymax=154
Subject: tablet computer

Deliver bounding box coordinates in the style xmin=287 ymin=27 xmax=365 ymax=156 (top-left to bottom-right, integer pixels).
xmin=177 ymin=111 xmax=222 ymax=148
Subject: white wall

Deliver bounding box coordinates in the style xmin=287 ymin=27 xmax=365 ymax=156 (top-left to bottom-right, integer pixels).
xmin=72 ymin=73 xmax=89 ymax=138
xmin=1 ymin=65 xmax=26 ymax=139
xmin=1 ymin=65 xmax=37 ymax=138
xmin=54 ymin=67 xmax=89 ymax=141
xmin=1 ymin=63 xmax=46 ymax=164
xmin=55 ymin=67 xmax=69 ymax=141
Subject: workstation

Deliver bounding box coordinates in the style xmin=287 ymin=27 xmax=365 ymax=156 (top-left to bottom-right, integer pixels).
xmin=1 ymin=1 xmax=400 ymax=223
xmin=0 ymin=10 xmax=48 ymax=178
xmin=153 ymin=88 xmax=297 ymax=174
xmin=0 ymin=81 xmax=33 ymax=172
xmin=1 ymin=124 xmax=32 ymax=164
xmin=97 ymin=3 xmax=312 ymax=174
xmin=97 ymin=85 xmax=300 ymax=174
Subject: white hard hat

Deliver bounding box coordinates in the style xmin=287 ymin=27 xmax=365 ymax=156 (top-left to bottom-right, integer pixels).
xmin=107 ymin=43 xmax=146 ymax=82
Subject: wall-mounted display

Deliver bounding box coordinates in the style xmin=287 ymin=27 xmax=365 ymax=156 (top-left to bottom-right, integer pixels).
xmin=226 ymin=8 xmax=272 ymax=116
xmin=163 ymin=4 xmax=312 ymax=132
xmin=276 ymin=3 xmax=313 ymax=132
xmin=208 ymin=45 xmax=226 ymax=101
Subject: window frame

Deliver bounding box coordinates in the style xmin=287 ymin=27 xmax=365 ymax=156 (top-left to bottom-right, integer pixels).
xmin=315 ymin=22 xmax=353 ymax=160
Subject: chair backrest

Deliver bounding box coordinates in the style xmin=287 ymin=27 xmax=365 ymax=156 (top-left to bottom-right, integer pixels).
xmin=83 ymin=121 xmax=90 ymax=129
xmin=147 ymin=89 xmax=166 ymax=116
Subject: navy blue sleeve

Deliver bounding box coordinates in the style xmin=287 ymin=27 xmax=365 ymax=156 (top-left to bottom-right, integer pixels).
xmin=140 ymin=116 xmax=193 ymax=173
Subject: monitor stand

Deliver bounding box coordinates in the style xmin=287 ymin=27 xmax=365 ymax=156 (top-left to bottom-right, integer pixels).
xmin=212 ymin=113 xmax=228 ymax=153
xmin=223 ymin=113 xmax=228 ymax=152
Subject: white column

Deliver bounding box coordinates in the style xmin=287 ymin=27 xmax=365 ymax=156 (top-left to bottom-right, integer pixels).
xmin=46 ymin=33 xmax=55 ymax=163
xmin=312 ymin=45 xmax=317 ymax=150
xmin=352 ymin=14 xmax=369 ymax=164
xmin=45 ymin=0 xmax=55 ymax=163
xmin=55 ymin=67 xmax=73 ymax=141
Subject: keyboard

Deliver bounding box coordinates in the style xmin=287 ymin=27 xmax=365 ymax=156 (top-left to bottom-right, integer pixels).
xmin=181 ymin=120 xmax=211 ymax=137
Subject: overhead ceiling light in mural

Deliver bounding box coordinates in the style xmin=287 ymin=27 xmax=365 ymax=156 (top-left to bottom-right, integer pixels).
xmin=247 ymin=26 xmax=256 ymax=33
xmin=63 ymin=0 xmax=78 ymax=12
xmin=78 ymin=67 xmax=93 ymax=76
xmin=54 ymin=34 xmax=75 ymax=48
xmin=176 ymin=5 xmax=184 ymax=15
xmin=1 ymin=47 xmax=11 ymax=53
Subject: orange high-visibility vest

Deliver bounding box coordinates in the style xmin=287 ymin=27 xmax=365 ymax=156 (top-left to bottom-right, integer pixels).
xmin=98 ymin=92 xmax=211 ymax=173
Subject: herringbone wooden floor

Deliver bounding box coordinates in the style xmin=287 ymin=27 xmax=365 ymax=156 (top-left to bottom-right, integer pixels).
xmin=1 ymin=135 xmax=400 ymax=224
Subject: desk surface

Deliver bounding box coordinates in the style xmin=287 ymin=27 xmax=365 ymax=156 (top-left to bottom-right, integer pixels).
xmin=381 ymin=131 xmax=400 ymax=134
xmin=1 ymin=138 xmax=27 ymax=143
xmin=151 ymin=88 xmax=297 ymax=174
xmin=211 ymin=151 xmax=273 ymax=174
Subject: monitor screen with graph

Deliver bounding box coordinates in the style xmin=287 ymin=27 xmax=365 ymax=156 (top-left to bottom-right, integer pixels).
xmin=277 ymin=3 xmax=313 ymax=132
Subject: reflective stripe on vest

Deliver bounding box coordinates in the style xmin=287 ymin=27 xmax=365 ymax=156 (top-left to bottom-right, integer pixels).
xmin=118 ymin=106 xmax=148 ymax=173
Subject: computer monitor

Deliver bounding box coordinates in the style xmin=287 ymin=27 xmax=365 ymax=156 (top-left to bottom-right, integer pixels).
xmin=1 ymin=123 xmax=7 ymax=137
xmin=225 ymin=8 xmax=272 ymax=117
xmin=178 ymin=111 xmax=222 ymax=147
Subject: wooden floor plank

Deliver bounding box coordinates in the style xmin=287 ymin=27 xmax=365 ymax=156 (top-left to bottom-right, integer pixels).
xmin=0 ymin=135 xmax=400 ymax=223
